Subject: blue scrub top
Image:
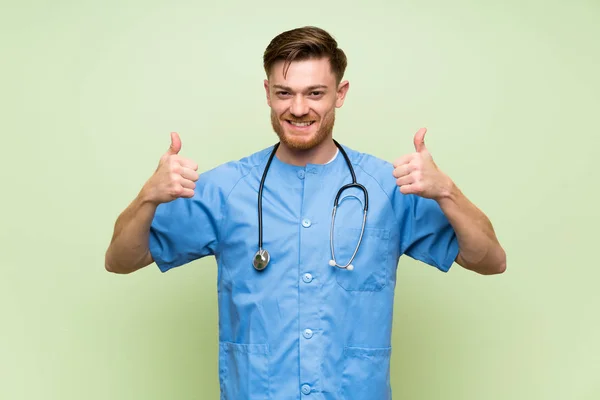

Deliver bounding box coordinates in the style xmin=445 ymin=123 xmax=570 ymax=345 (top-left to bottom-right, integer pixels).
xmin=149 ymin=143 xmax=459 ymax=400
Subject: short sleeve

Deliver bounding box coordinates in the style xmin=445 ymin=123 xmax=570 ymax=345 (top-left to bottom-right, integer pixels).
xmin=396 ymin=192 xmax=459 ymax=272
xmin=149 ymin=173 xmax=223 ymax=273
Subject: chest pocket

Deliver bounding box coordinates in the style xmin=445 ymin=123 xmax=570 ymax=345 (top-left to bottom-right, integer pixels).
xmin=333 ymin=226 xmax=390 ymax=292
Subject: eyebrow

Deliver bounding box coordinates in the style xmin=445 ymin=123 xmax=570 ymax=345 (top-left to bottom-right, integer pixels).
xmin=273 ymin=84 xmax=329 ymax=92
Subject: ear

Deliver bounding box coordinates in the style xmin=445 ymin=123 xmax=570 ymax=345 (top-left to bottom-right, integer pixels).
xmin=335 ymin=80 xmax=350 ymax=108
xmin=264 ymin=79 xmax=271 ymax=107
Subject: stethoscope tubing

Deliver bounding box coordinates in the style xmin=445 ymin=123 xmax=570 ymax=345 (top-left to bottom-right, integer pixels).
xmin=254 ymin=139 xmax=368 ymax=271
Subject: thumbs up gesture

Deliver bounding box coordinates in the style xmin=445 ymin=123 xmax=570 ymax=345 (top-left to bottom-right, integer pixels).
xmin=142 ymin=132 xmax=199 ymax=205
xmin=392 ymin=128 xmax=452 ymax=200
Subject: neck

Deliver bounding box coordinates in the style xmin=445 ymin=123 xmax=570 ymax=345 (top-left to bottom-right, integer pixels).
xmin=276 ymin=138 xmax=338 ymax=166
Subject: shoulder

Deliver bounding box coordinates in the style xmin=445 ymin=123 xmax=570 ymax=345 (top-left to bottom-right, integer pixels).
xmin=197 ymin=145 xmax=275 ymax=196
xmin=340 ymin=143 xmax=397 ymax=198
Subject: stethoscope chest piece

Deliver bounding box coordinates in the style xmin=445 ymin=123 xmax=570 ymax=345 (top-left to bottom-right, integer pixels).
xmin=253 ymin=249 xmax=270 ymax=271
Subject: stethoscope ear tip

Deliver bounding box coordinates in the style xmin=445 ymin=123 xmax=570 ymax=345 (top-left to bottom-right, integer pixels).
xmin=329 ymin=259 xmax=354 ymax=271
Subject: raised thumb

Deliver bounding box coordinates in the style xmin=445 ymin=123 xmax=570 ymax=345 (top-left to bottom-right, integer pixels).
xmin=413 ymin=127 xmax=427 ymax=153
xmin=167 ymin=132 xmax=182 ymax=155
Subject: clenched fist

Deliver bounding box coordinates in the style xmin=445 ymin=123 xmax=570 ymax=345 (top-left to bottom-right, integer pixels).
xmin=392 ymin=128 xmax=453 ymax=200
xmin=142 ymin=132 xmax=199 ymax=205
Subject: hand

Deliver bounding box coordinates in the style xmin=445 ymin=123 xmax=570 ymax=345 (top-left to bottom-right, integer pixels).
xmin=142 ymin=132 xmax=199 ymax=205
xmin=392 ymin=128 xmax=452 ymax=200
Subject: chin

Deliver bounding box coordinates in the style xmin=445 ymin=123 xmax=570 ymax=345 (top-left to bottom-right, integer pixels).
xmin=281 ymin=135 xmax=317 ymax=150
xmin=279 ymin=129 xmax=326 ymax=150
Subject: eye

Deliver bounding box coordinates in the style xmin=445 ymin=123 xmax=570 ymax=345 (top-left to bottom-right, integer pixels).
xmin=309 ymin=91 xmax=324 ymax=97
xmin=276 ymin=91 xmax=290 ymax=96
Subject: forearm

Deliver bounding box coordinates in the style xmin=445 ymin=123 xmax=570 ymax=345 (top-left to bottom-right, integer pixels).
xmin=437 ymin=180 xmax=506 ymax=275
xmin=105 ymin=188 xmax=158 ymax=274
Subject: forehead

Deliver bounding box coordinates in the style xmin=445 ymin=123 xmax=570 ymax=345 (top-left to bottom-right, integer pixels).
xmin=269 ymin=57 xmax=336 ymax=88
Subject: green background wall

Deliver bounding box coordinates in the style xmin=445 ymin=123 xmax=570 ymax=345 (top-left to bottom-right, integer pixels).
xmin=2 ymin=0 xmax=599 ymax=398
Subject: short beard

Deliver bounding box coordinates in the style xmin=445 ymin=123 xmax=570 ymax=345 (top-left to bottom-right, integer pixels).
xmin=270 ymin=108 xmax=335 ymax=151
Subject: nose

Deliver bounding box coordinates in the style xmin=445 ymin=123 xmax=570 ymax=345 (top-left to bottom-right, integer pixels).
xmin=289 ymin=95 xmax=309 ymax=117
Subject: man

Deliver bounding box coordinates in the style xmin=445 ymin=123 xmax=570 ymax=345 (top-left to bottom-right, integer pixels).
xmin=105 ymin=26 xmax=505 ymax=400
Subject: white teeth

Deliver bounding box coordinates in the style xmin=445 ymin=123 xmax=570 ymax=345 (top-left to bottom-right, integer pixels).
xmin=289 ymin=121 xmax=313 ymax=127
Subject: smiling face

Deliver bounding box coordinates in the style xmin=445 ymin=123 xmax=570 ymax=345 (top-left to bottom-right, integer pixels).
xmin=264 ymin=57 xmax=349 ymax=152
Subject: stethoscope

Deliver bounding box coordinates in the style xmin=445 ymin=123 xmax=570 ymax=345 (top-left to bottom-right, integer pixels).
xmin=252 ymin=139 xmax=369 ymax=272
